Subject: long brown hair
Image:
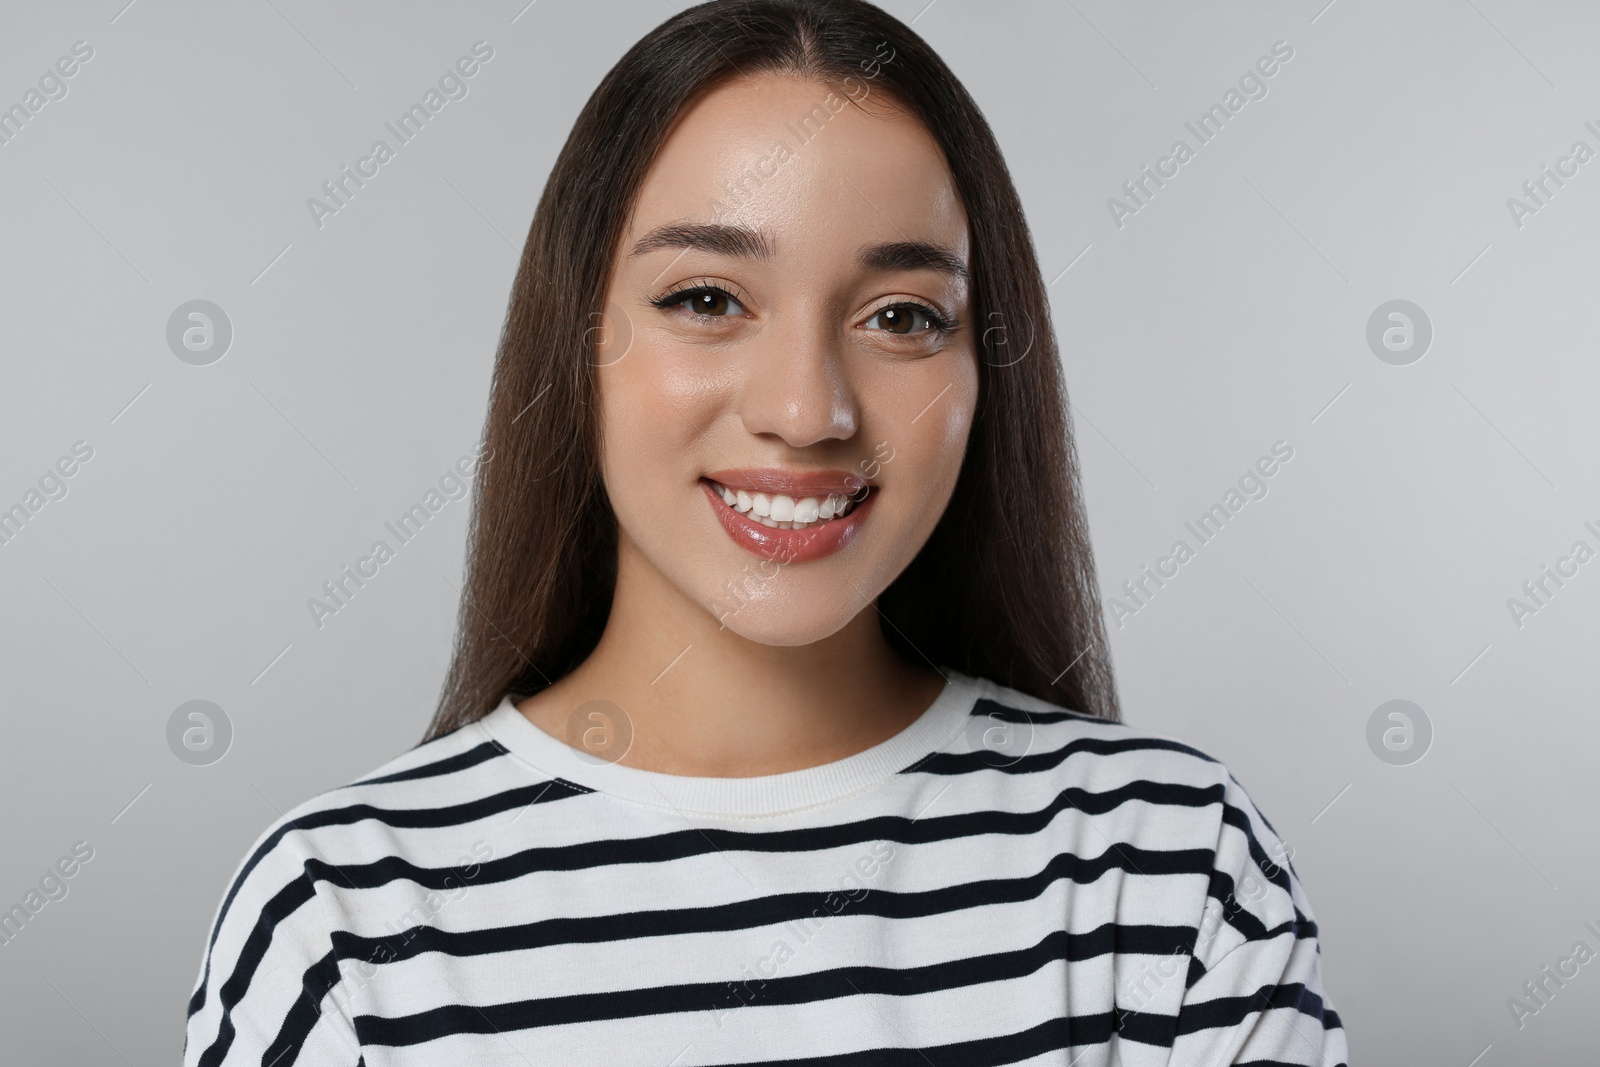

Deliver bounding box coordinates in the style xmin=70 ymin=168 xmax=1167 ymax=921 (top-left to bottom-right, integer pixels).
xmin=422 ymin=0 xmax=1119 ymax=742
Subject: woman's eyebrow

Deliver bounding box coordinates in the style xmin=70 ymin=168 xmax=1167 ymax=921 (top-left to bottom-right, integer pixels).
xmin=858 ymin=240 xmax=969 ymax=283
xmin=630 ymin=221 xmax=968 ymax=282
xmin=630 ymin=222 xmax=773 ymax=261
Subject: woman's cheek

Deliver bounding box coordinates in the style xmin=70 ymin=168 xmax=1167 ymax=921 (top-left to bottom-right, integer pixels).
xmin=937 ymin=356 xmax=980 ymax=457
xmin=905 ymin=363 xmax=978 ymax=522
xmin=599 ymin=363 xmax=666 ymax=513
xmin=599 ymin=347 xmax=714 ymax=506
xmin=900 ymin=356 xmax=977 ymax=469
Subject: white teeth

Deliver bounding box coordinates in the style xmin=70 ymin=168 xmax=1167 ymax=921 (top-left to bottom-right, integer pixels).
xmin=709 ymin=481 xmax=865 ymax=529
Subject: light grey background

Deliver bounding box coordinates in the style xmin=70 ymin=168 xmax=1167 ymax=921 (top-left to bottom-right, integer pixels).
xmin=1 ymin=0 xmax=1595 ymax=1062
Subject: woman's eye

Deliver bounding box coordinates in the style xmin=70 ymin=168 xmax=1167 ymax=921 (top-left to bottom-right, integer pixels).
xmin=865 ymin=304 xmax=945 ymax=336
xmin=666 ymin=287 xmax=744 ymax=318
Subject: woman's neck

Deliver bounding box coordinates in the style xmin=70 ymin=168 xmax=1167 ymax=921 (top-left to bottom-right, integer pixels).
xmin=516 ymin=533 xmax=946 ymax=777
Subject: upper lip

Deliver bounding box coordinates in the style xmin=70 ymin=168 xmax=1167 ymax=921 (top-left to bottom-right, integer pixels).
xmin=703 ymin=467 xmax=873 ymax=496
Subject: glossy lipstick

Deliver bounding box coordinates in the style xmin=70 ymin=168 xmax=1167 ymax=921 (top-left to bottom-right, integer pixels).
xmin=701 ymin=468 xmax=876 ymax=563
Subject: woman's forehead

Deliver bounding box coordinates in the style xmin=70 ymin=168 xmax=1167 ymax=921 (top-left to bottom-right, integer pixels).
xmin=626 ymin=72 xmax=968 ymax=262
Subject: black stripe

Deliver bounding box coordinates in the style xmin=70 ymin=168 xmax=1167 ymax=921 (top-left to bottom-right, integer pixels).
xmin=353 ymin=740 xmax=508 ymax=786
xmin=1205 ymin=869 xmax=1277 ymax=943
xmin=1198 ymin=785 xmax=1320 ymax=950
xmin=296 ymin=912 xmax=1195 ymax=1057
xmin=292 ymin=779 xmax=1224 ymax=901
xmin=1225 ymin=772 xmax=1309 ymax=886
xmin=1220 ymin=800 xmax=1293 ymax=895
xmin=1274 ymin=912 xmax=1318 ymax=943
xmin=708 ymin=1013 xmax=1121 ymax=1066
xmin=309 ymin=840 xmax=1211 ymax=916
xmin=356 ymin=924 xmax=1182 ymax=1047
xmin=965 ymin=698 xmax=1109 ymax=726
xmin=330 ymin=847 xmax=1210 ymax=969
xmin=1203 ymin=867 xmax=1318 ymax=950
xmin=263 ymin=948 xmax=343 ymax=1067
xmin=1175 ymin=981 xmax=1331 ymax=1034
xmin=197 ymin=876 xmax=318 ymax=1067
xmin=917 ymin=731 xmax=1221 ymax=778
xmin=1116 ymin=1004 xmax=1182 ymax=1046
xmin=1187 ymin=911 xmax=1319 ymax=991
xmin=1231 ymin=771 xmax=1288 ymax=841
xmin=965 ymin=697 xmax=1218 ymax=758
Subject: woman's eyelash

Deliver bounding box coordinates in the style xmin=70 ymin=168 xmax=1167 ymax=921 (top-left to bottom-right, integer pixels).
xmin=648 ymin=281 xmax=744 ymax=314
xmin=876 ymin=301 xmax=958 ymax=334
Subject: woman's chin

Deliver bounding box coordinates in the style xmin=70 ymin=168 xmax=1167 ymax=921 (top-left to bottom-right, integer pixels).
xmin=706 ymin=597 xmax=859 ymax=647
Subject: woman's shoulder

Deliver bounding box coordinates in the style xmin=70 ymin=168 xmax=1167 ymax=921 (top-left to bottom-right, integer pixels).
xmin=184 ymin=711 xmax=560 ymax=1062
xmin=961 ymin=670 xmax=1309 ymax=952
xmin=955 ymin=674 xmax=1343 ymax=1053
xmin=959 ymin=670 xmax=1236 ymax=790
xmin=200 ymin=708 xmax=579 ymax=935
xmin=956 ymin=672 xmax=1298 ymax=893
xmin=184 ymin=709 xmax=573 ymax=1012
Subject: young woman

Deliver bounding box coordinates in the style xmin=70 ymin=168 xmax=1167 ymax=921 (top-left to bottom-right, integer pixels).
xmin=184 ymin=1 xmax=1347 ymax=1063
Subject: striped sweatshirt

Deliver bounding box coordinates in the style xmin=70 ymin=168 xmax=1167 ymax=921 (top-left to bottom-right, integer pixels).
xmin=183 ymin=667 xmax=1348 ymax=1065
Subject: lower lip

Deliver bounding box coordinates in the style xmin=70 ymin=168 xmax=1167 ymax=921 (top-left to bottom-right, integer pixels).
xmin=700 ymin=479 xmax=875 ymax=563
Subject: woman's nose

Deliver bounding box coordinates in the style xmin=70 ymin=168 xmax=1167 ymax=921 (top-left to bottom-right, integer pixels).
xmin=736 ymin=317 xmax=859 ymax=448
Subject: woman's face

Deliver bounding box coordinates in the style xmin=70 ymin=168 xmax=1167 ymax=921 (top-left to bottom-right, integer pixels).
xmin=594 ymin=72 xmax=978 ymax=646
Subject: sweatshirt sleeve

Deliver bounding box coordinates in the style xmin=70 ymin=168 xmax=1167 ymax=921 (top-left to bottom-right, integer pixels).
xmin=1167 ymin=769 xmax=1349 ymax=1066
xmin=183 ymin=818 xmax=364 ymax=1067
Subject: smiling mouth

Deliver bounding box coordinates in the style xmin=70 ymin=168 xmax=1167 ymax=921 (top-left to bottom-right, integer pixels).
xmin=698 ymin=476 xmax=878 ymax=562
xmin=703 ymin=479 xmax=865 ymax=529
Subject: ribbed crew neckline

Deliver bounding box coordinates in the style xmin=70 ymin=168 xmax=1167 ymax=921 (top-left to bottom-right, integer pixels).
xmin=477 ymin=667 xmax=983 ymax=817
